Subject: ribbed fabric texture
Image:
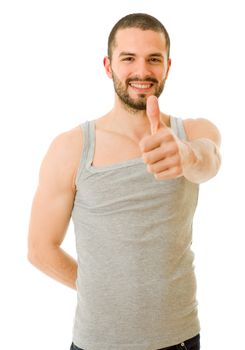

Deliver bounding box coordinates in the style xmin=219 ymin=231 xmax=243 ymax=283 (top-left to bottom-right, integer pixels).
xmin=71 ymin=115 xmax=200 ymax=350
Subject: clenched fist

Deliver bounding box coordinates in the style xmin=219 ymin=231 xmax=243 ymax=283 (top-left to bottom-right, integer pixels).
xmin=139 ymin=95 xmax=191 ymax=180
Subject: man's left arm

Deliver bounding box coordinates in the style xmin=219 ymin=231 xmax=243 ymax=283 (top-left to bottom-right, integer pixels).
xmin=181 ymin=118 xmax=222 ymax=184
xmin=139 ymin=96 xmax=222 ymax=185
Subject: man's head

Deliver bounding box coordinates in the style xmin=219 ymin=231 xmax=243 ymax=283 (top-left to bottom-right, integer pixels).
xmin=104 ymin=13 xmax=171 ymax=112
xmin=107 ymin=13 xmax=170 ymax=61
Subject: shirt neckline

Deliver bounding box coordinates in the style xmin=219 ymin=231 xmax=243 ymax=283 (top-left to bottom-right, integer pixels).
xmin=86 ymin=116 xmax=173 ymax=173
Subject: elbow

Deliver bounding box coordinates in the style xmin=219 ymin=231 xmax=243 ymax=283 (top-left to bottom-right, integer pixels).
xmin=27 ymin=241 xmax=49 ymax=268
xmin=197 ymin=141 xmax=222 ymax=184
xmin=198 ymin=152 xmax=222 ymax=184
xmin=27 ymin=240 xmax=59 ymax=268
xmin=185 ymin=153 xmax=222 ymax=185
xmin=27 ymin=246 xmax=41 ymax=267
xmin=212 ymin=147 xmax=222 ymax=178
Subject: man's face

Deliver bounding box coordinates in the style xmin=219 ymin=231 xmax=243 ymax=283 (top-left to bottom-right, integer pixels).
xmin=105 ymin=28 xmax=171 ymax=111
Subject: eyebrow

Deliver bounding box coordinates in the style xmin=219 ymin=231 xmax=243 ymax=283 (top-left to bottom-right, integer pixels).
xmin=149 ymin=53 xmax=164 ymax=58
xmin=119 ymin=52 xmax=164 ymax=58
xmin=119 ymin=52 xmax=136 ymax=57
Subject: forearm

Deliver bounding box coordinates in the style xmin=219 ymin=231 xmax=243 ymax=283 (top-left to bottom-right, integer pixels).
xmin=182 ymin=138 xmax=221 ymax=184
xmin=28 ymin=245 xmax=77 ymax=290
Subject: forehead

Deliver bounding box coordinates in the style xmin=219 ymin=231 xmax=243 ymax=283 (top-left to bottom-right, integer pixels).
xmin=113 ymin=28 xmax=167 ymax=56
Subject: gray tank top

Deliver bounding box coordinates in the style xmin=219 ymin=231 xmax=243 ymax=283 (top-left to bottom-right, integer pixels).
xmin=71 ymin=116 xmax=200 ymax=350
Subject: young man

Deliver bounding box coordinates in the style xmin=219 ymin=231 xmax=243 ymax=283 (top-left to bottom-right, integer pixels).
xmin=27 ymin=13 xmax=221 ymax=350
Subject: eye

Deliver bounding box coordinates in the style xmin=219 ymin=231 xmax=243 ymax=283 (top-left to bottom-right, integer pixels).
xmin=149 ymin=57 xmax=162 ymax=63
xmin=122 ymin=57 xmax=134 ymax=62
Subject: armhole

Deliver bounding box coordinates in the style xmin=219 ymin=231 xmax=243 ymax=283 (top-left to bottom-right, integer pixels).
xmin=170 ymin=116 xmax=188 ymax=141
xmin=74 ymin=122 xmax=88 ymax=189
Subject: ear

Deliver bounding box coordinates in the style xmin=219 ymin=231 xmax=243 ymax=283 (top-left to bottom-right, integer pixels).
xmin=164 ymin=57 xmax=172 ymax=80
xmin=103 ymin=56 xmax=113 ymax=79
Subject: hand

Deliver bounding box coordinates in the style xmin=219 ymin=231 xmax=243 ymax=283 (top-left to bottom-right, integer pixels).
xmin=139 ymin=95 xmax=189 ymax=180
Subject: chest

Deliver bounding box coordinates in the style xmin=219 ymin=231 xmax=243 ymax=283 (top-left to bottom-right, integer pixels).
xmin=91 ymin=128 xmax=142 ymax=167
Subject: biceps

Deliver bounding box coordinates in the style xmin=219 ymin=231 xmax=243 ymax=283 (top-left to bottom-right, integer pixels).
xmin=28 ymin=186 xmax=75 ymax=250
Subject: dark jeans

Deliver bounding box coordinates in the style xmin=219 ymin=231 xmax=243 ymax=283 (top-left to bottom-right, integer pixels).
xmin=70 ymin=333 xmax=200 ymax=350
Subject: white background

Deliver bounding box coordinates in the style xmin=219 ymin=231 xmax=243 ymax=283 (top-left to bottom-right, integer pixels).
xmin=0 ymin=0 xmax=244 ymax=349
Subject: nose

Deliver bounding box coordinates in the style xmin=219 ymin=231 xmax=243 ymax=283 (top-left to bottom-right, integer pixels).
xmin=134 ymin=58 xmax=152 ymax=79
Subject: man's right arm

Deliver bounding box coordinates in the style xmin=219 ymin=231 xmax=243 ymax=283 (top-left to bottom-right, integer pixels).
xmin=27 ymin=126 xmax=82 ymax=290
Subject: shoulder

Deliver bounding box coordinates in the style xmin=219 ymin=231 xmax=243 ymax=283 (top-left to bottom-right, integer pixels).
xmin=182 ymin=117 xmax=221 ymax=147
xmin=39 ymin=125 xmax=83 ymax=192
xmin=48 ymin=125 xmax=83 ymax=159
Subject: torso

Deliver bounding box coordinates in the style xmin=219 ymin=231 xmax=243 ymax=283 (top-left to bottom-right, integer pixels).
xmin=70 ymin=114 xmax=194 ymax=186
xmin=91 ymin=113 xmax=171 ymax=167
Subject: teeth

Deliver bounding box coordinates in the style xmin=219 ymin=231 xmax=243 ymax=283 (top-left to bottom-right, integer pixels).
xmin=130 ymin=83 xmax=152 ymax=89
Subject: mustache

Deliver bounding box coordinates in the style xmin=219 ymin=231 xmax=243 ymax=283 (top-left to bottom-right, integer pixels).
xmin=126 ymin=77 xmax=158 ymax=84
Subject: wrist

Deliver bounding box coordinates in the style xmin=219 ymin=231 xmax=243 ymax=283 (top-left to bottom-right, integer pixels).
xmin=181 ymin=140 xmax=200 ymax=174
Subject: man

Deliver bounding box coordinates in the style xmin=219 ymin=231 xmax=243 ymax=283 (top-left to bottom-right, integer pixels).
xmin=27 ymin=13 xmax=221 ymax=350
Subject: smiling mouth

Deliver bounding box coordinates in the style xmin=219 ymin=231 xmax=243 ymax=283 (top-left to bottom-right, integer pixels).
xmin=129 ymin=82 xmax=154 ymax=90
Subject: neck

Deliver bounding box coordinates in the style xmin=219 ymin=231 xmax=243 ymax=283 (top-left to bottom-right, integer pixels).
xmin=99 ymin=95 xmax=170 ymax=143
xmin=108 ymin=96 xmax=151 ymax=139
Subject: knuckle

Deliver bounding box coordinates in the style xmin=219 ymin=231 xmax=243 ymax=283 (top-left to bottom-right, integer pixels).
xmin=172 ymin=142 xmax=179 ymax=153
xmin=147 ymin=164 xmax=154 ymax=173
xmin=172 ymin=168 xmax=178 ymax=176
xmin=174 ymin=155 xmax=181 ymax=166
xmin=142 ymin=152 xmax=149 ymax=163
xmin=173 ymin=166 xmax=181 ymax=176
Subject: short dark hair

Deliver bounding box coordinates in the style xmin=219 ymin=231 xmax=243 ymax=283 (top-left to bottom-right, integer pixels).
xmin=107 ymin=13 xmax=170 ymax=60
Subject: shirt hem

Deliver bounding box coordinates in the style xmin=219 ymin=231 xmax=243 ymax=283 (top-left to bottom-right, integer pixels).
xmin=72 ymin=324 xmax=201 ymax=350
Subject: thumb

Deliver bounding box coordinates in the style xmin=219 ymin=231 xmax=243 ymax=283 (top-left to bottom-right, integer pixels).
xmin=146 ymin=95 xmax=167 ymax=134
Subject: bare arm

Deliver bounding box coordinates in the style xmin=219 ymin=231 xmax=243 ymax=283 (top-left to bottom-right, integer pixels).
xmin=139 ymin=96 xmax=222 ymax=184
xmin=182 ymin=118 xmax=222 ymax=184
xmin=27 ymin=127 xmax=82 ymax=290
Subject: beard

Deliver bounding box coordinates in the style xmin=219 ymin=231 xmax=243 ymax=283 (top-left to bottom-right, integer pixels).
xmin=111 ymin=70 xmax=165 ymax=112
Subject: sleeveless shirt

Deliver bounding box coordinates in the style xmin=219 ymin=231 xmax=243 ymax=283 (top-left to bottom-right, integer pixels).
xmin=71 ymin=116 xmax=200 ymax=350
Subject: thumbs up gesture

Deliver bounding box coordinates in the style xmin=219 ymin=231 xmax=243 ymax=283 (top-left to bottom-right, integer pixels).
xmin=139 ymin=95 xmax=188 ymax=180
